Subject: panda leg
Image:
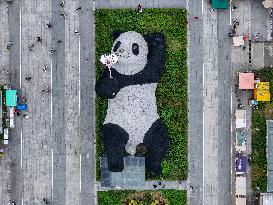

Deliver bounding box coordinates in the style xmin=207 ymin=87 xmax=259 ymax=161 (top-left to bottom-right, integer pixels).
xmin=143 ymin=119 xmax=169 ymax=175
xmin=102 ymin=123 xmax=129 ymax=172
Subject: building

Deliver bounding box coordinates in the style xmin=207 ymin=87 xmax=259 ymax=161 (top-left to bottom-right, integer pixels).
xmin=235 ymin=155 xmax=247 ymax=174
xmin=235 ymin=110 xmax=247 ymax=129
xmin=239 ymin=73 xmax=254 ymax=89
xmin=260 ymin=193 xmax=273 ymax=205
xmin=235 ymin=131 xmax=247 ymax=152
xmin=236 ymin=176 xmax=246 ymax=205
xmin=5 ymin=90 xmax=17 ymax=107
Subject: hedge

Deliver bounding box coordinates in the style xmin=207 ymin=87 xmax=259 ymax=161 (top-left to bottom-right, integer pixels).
xmin=95 ymin=9 xmax=188 ymax=180
xmin=251 ymin=68 xmax=273 ymax=192
xmin=97 ymin=190 xmax=187 ymax=205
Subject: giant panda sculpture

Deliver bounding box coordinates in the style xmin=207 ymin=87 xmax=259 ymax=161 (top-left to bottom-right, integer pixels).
xmin=96 ymin=31 xmax=168 ymax=175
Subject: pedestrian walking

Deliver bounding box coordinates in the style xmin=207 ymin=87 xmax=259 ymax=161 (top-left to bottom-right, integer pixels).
xmin=43 ymin=198 xmax=48 ymax=204
xmin=231 ymin=5 xmax=237 ymax=11
xmin=76 ymin=6 xmax=81 ymax=10
xmin=6 ymin=70 xmax=11 ymax=75
xmin=43 ymin=66 xmax=48 ymax=72
xmin=60 ymin=1 xmax=64 ymax=6
xmin=47 ymin=22 xmax=52 ymax=28
xmin=22 ymin=96 xmax=27 ymax=102
xmin=37 ymin=36 xmax=42 ymax=42
xmin=84 ymin=58 xmax=88 ymax=62
xmin=194 ymin=16 xmax=199 ymax=21
xmin=136 ymin=4 xmax=142 ymax=14
xmin=49 ymin=48 xmax=55 ymax=55
xmin=25 ymin=76 xmax=31 ymax=81
xmin=209 ymin=8 xmax=214 ymax=11
xmin=16 ymin=111 xmax=21 ymax=116
xmin=60 ymin=12 xmax=66 ymax=17
xmin=7 ymin=41 xmax=13 ymax=49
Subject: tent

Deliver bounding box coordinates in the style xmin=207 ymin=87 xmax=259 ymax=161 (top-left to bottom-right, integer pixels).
xmin=235 ymin=110 xmax=247 ymax=128
xmin=5 ymin=90 xmax=17 ymax=107
xmin=262 ymin=0 xmax=273 ymax=8
xmin=254 ymin=82 xmax=270 ymax=102
xmin=239 ymin=73 xmax=254 ymax=89
xmin=235 ymin=197 xmax=246 ymax=205
xmin=236 ymin=176 xmax=246 ymax=196
xmin=235 ymin=131 xmax=246 ymax=152
xmin=233 ymin=36 xmax=244 ymax=47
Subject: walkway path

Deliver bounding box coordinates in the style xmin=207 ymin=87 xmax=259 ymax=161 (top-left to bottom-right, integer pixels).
xmin=97 ymin=180 xmax=188 ymax=191
xmin=0 ymin=1 xmax=11 ymax=205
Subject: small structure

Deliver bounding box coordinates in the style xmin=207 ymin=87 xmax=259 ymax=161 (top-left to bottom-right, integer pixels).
xmin=235 ymin=110 xmax=247 ymax=129
xmin=260 ymin=193 xmax=273 ymax=205
xmin=233 ymin=36 xmax=245 ymax=47
xmin=235 ymin=155 xmax=247 ymax=174
xmin=0 ymin=90 xmax=2 ymax=134
xmin=235 ymin=131 xmax=247 ymax=152
xmin=266 ymin=120 xmax=273 ymax=192
xmin=239 ymin=73 xmax=254 ymax=89
xmin=262 ymin=0 xmax=273 ymax=8
xmin=235 ymin=197 xmax=246 ymax=205
xmin=5 ymin=90 xmax=17 ymax=107
xmin=4 ymin=128 xmax=8 ymax=145
xmin=254 ymin=82 xmax=270 ymax=102
xmin=100 ymin=156 xmax=145 ymax=187
xmin=236 ymin=176 xmax=246 ymax=196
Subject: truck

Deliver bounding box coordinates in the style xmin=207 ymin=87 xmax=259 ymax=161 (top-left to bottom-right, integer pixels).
xmin=211 ymin=0 xmax=229 ymax=9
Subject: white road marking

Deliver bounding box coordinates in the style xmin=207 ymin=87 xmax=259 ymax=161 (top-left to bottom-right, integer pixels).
xmin=21 ymin=129 xmax=23 ymax=204
xmin=50 ymin=59 xmax=53 ymax=123
xmin=202 ymin=0 xmax=204 ymax=14
xmin=78 ymin=38 xmax=81 ymax=114
xmin=202 ymin=102 xmax=205 ymax=205
xmin=51 ymin=148 xmax=54 ymax=203
xmin=202 ymin=63 xmax=205 ymax=87
xmin=19 ymin=7 xmax=22 ymax=89
xmin=202 ymin=62 xmax=205 ymax=204
xmin=20 ymin=129 xmax=23 ymax=168
xmin=80 ymin=154 xmax=82 ymax=192
xmin=229 ymin=6 xmax=232 ymax=25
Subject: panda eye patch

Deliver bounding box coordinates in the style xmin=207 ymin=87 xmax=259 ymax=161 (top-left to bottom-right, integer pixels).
xmin=132 ymin=43 xmax=139 ymax=55
xmin=113 ymin=41 xmax=121 ymax=52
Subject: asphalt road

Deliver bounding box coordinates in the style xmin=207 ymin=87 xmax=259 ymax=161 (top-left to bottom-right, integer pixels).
xmin=188 ymin=0 xmax=232 ymax=204
xmin=4 ymin=0 xmax=260 ymax=204
xmin=7 ymin=0 xmax=96 ymax=205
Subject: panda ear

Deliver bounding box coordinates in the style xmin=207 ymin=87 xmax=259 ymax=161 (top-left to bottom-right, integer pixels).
xmin=113 ymin=30 xmax=122 ymax=41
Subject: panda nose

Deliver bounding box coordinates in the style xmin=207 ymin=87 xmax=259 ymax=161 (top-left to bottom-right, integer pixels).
xmin=119 ymin=48 xmax=124 ymax=53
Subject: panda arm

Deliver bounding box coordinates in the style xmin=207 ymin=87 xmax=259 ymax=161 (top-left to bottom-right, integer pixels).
xmin=95 ymin=68 xmax=123 ymax=99
xmin=141 ymin=33 xmax=166 ymax=83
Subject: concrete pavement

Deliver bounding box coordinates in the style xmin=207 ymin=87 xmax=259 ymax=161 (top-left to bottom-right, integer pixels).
xmin=5 ymin=0 xmax=96 ymax=204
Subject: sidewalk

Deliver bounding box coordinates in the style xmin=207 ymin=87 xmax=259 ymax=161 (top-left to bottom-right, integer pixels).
xmin=0 ymin=1 xmax=11 ymax=204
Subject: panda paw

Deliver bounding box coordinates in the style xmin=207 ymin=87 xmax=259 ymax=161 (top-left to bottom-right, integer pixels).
xmin=95 ymin=77 xmax=121 ymax=99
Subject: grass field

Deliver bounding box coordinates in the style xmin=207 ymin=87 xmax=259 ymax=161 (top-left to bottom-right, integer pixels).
xmin=98 ymin=190 xmax=187 ymax=205
xmin=251 ymin=68 xmax=273 ymax=192
xmin=95 ymin=9 xmax=188 ymax=180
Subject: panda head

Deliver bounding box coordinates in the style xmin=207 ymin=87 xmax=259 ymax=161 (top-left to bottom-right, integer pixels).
xmin=111 ymin=31 xmax=148 ymax=75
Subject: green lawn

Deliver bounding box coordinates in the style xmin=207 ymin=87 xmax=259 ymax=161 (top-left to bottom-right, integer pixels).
xmin=251 ymin=68 xmax=273 ymax=192
xmin=98 ymin=190 xmax=187 ymax=205
xmin=95 ymin=9 xmax=188 ymax=180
